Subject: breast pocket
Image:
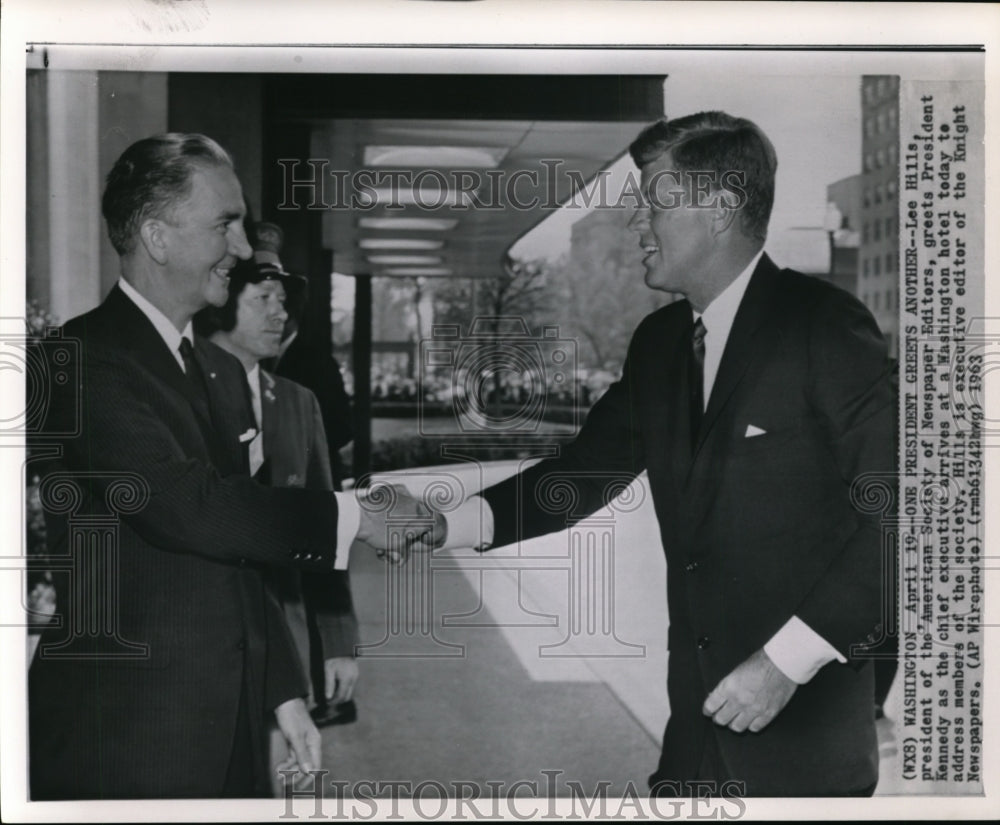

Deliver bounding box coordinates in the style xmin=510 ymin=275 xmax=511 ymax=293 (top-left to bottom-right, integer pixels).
xmin=729 ymin=424 xmax=801 ymax=458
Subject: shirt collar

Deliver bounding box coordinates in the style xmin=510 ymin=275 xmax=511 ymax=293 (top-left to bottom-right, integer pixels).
xmin=246 ymin=362 xmax=260 ymax=385
xmin=695 ymin=249 xmax=765 ymax=333
xmin=118 ymin=277 xmax=194 ymax=355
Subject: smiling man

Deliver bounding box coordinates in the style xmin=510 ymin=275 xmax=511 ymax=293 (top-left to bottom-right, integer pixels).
xmin=438 ymin=111 xmax=897 ymax=796
xmin=28 ymin=134 xmax=423 ymax=799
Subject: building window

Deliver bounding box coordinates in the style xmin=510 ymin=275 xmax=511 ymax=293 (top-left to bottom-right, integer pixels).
xmin=887 ymin=288 xmax=894 ymax=309
xmin=886 ymin=252 xmax=894 ymax=272
xmin=862 ymin=223 xmax=870 ymax=243
xmin=863 ymin=187 xmax=872 ymax=208
xmin=888 ymin=145 xmax=897 ymax=165
xmin=887 ymin=180 xmax=897 ymax=199
xmin=865 ymin=118 xmax=874 ymax=138
xmin=886 ymin=216 xmax=894 ymax=237
xmin=874 ymin=257 xmax=882 ymax=275
xmin=875 ymin=184 xmax=883 ymax=204
xmin=876 ymin=148 xmax=886 ymax=168
xmin=863 ymin=259 xmax=870 ymax=278
xmin=888 ymin=107 xmax=898 ymax=129
xmin=864 ymin=153 xmax=872 ymax=173
xmin=874 ymin=221 xmax=882 ymax=241
xmin=876 ymin=112 xmax=886 ymax=133
xmin=874 ymin=292 xmax=880 ymax=310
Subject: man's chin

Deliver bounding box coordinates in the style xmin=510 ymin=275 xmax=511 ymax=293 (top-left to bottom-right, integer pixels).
xmin=643 ymin=269 xmax=674 ymax=293
xmin=206 ymin=287 xmax=230 ymax=307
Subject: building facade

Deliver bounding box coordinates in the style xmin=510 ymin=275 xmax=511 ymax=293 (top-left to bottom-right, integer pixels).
xmin=857 ymin=75 xmax=901 ymax=357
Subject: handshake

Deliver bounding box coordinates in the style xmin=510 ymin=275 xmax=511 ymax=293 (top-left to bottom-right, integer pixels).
xmin=354 ymin=482 xmax=449 ymax=565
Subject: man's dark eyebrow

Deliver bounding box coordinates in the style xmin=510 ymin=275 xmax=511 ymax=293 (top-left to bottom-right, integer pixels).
xmin=218 ymin=209 xmax=244 ymax=223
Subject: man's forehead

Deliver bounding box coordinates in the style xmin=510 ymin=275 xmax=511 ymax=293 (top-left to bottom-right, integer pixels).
xmin=188 ymin=163 xmax=245 ymax=213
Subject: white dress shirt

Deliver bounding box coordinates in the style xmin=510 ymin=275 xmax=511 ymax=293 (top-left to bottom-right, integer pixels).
xmin=443 ymin=252 xmax=845 ymax=684
xmin=118 ymin=279 xmax=355 ymax=570
xmin=118 ymin=277 xmax=193 ymax=370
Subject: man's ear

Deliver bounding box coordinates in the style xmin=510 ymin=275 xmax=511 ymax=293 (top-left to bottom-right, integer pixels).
xmin=710 ymin=192 xmax=740 ymax=237
xmin=138 ymin=218 xmax=169 ymax=265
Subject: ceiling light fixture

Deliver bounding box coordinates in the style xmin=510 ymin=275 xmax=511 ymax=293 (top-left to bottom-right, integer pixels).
xmin=364 ymin=145 xmax=507 ymax=168
xmin=359 ymin=238 xmax=444 ymax=251
xmin=367 ymin=255 xmax=443 ymax=265
xmin=383 ymin=267 xmax=453 ymax=277
xmin=359 ymin=217 xmax=459 ymax=231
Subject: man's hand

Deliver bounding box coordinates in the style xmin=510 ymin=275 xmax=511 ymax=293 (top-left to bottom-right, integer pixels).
xmin=702 ymin=648 xmax=797 ymax=733
xmin=356 ymin=483 xmax=445 ymax=563
xmin=274 ymin=697 xmax=322 ymax=788
xmin=324 ymin=657 xmax=359 ymax=704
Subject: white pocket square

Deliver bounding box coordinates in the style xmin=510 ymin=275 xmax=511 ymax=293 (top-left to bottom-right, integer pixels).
xmin=744 ymin=424 xmax=767 ymax=438
xmin=238 ymin=427 xmax=258 ymax=443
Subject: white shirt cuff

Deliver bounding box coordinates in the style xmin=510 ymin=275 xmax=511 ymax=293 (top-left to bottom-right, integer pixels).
xmin=763 ymin=616 xmax=846 ymax=684
xmin=333 ymin=491 xmax=359 ymax=570
xmin=442 ymin=495 xmax=495 ymax=551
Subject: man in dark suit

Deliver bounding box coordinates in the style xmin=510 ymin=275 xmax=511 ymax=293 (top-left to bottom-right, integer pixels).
xmin=196 ymin=258 xmax=360 ymax=761
xmin=439 ymin=112 xmax=895 ymax=796
xmin=28 ymin=134 xmax=421 ymax=799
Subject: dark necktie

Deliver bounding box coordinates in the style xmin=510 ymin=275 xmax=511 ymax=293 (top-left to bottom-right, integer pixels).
xmin=689 ymin=317 xmax=706 ymax=448
xmin=178 ymin=337 xmax=209 ymax=406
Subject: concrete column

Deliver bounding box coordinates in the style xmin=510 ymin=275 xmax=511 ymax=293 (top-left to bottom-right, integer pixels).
xmin=45 ymin=71 xmax=101 ymax=323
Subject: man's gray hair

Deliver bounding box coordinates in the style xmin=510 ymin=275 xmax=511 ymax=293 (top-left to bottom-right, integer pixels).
xmin=102 ymin=133 xmax=234 ymax=255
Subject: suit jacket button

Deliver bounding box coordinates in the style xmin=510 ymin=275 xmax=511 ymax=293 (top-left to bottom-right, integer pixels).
xmin=236 ymin=639 xmax=246 ymax=651
xmin=685 ymin=561 xmax=699 ymax=572
xmin=697 ymin=636 xmax=710 ymax=650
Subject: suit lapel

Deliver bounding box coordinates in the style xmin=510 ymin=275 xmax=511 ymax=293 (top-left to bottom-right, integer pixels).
xmin=103 ymin=287 xmax=215 ymax=429
xmin=667 ymin=310 xmax=697 ymax=479
xmin=636 ymin=304 xmax=696 ymax=491
xmin=691 ymin=255 xmax=782 ymax=462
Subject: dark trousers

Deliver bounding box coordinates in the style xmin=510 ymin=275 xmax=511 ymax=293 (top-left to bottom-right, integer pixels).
xmin=649 ymin=727 xmax=879 ymax=798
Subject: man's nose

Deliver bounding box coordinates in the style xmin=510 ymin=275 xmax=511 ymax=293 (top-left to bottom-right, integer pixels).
xmin=627 ymin=208 xmax=649 ymax=232
xmin=230 ymin=225 xmax=253 ymax=260
xmin=271 ymin=302 xmax=289 ymax=323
